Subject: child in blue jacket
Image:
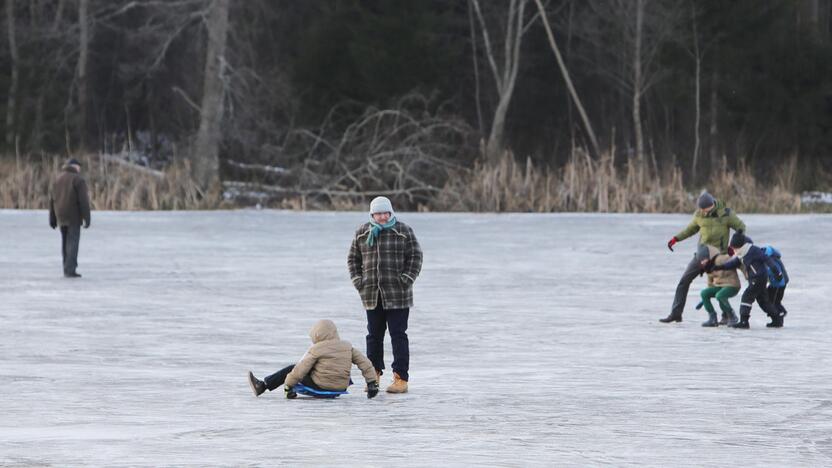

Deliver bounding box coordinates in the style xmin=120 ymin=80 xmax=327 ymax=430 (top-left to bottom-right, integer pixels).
xmin=760 ymin=245 xmax=789 ymax=327
xmin=710 ymin=232 xmax=784 ymax=329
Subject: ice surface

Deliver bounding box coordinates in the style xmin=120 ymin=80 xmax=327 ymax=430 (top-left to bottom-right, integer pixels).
xmin=1 ymin=210 xmax=831 ymax=467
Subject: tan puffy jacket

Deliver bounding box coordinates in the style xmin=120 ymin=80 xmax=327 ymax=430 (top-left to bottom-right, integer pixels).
xmin=285 ymin=320 xmax=377 ymax=390
xmin=705 ymin=246 xmax=741 ymax=289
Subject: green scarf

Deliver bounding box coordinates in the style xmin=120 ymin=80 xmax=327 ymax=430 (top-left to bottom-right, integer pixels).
xmin=366 ymin=217 xmax=397 ymax=246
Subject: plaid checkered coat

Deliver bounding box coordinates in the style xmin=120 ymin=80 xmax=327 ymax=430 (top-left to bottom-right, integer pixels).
xmin=347 ymin=220 xmax=423 ymax=310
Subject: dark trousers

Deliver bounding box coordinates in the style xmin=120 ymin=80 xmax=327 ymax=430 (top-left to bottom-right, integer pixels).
xmin=767 ymin=285 xmax=788 ymax=316
xmin=60 ymin=224 xmax=81 ymax=275
xmin=366 ymin=302 xmax=410 ymax=381
xmin=739 ymin=279 xmax=779 ymax=318
xmin=263 ymin=364 xmax=323 ymax=391
xmin=670 ymin=254 xmax=702 ymax=317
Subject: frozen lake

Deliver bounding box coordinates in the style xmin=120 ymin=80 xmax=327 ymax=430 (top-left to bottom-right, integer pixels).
xmin=1 ymin=210 xmax=831 ymax=467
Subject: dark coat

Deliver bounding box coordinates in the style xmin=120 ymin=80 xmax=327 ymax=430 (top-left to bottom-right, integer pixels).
xmin=720 ymin=244 xmax=782 ymax=285
xmin=49 ymin=166 xmax=91 ymax=227
xmin=347 ymin=220 xmax=423 ymax=310
xmin=762 ymin=245 xmax=789 ymax=287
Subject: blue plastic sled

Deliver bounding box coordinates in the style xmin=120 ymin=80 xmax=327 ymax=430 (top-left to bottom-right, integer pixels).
xmin=293 ymin=383 xmax=349 ymax=399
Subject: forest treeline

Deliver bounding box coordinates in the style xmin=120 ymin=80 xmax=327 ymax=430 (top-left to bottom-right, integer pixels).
xmin=1 ymin=0 xmax=831 ymax=211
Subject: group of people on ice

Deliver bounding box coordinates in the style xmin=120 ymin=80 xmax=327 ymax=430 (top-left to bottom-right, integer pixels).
xmin=660 ymin=192 xmax=789 ymax=329
xmin=46 ymin=158 xmax=422 ymax=399
xmin=246 ymin=196 xmax=423 ymax=399
xmin=45 ymin=158 xmax=790 ymax=404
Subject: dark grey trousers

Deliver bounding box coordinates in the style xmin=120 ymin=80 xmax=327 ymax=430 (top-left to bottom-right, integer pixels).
xmin=60 ymin=224 xmax=81 ymax=275
xmin=670 ymin=253 xmax=703 ymax=317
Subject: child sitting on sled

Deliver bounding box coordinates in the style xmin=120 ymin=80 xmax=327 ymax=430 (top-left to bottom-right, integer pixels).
xmin=697 ymin=244 xmax=740 ymax=327
xmin=247 ymin=319 xmax=379 ymax=399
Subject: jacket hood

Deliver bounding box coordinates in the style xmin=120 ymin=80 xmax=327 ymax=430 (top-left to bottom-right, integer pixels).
xmin=309 ymin=319 xmax=340 ymax=343
xmin=61 ymin=164 xmax=80 ymax=173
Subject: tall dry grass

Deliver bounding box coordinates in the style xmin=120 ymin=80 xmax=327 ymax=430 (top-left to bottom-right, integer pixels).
xmin=0 ymin=154 xmax=214 ymax=211
xmin=435 ymin=150 xmax=803 ymax=213
xmin=0 ymin=151 xmax=808 ymax=213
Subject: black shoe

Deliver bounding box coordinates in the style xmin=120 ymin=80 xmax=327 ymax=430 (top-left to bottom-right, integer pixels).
xmin=659 ymin=314 xmax=682 ymax=323
xmin=64 ymin=272 xmax=82 ymax=278
xmin=702 ymin=313 xmax=719 ymax=327
xmin=730 ymin=320 xmax=750 ymax=329
xmin=725 ymin=311 xmax=739 ymax=326
xmin=766 ymin=313 xmax=785 ymax=328
xmin=248 ymin=371 xmax=266 ymax=397
xmin=718 ymin=313 xmax=729 ymax=325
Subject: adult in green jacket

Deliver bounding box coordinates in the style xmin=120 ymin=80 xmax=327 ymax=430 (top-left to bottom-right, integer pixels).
xmin=660 ymin=192 xmax=746 ymax=323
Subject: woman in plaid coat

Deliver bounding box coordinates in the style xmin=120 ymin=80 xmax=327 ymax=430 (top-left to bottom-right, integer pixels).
xmin=348 ymin=196 xmax=423 ymax=393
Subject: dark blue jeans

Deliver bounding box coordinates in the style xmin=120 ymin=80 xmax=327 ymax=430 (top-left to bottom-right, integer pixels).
xmin=366 ymin=303 xmax=410 ymax=381
xmin=60 ymin=224 xmax=81 ymax=275
xmin=263 ymin=364 xmax=323 ymax=391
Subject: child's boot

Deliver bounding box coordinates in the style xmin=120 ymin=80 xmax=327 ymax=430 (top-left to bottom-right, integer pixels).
xmin=725 ymin=309 xmax=739 ymax=326
xmin=386 ymin=372 xmax=408 ymax=393
xmin=247 ymin=371 xmax=266 ymax=397
xmin=718 ymin=312 xmax=729 ymax=325
xmin=730 ymin=313 xmax=750 ymax=329
xmin=766 ymin=311 xmax=785 ymax=328
xmin=701 ymin=312 xmax=718 ymax=327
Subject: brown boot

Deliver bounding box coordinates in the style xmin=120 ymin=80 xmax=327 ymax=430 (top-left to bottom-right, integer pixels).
xmin=386 ymin=373 xmax=408 ymax=394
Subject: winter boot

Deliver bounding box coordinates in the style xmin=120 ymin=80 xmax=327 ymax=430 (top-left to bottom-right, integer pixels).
xmin=247 ymin=371 xmax=266 ymax=397
xmin=386 ymin=373 xmax=408 ymax=394
xmin=718 ymin=312 xmax=729 ymax=325
xmin=725 ymin=309 xmax=739 ymax=326
xmin=701 ymin=312 xmax=719 ymax=327
xmin=766 ymin=312 xmax=785 ymax=328
xmin=64 ymin=272 xmax=82 ymax=278
xmin=659 ymin=313 xmax=682 ymax=323
xmin=729 ymin=313 xmax=750 ymax=329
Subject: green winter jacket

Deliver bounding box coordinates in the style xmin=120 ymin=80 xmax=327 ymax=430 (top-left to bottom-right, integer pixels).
xmin=675 ymin=199 xmax=745 ymax=252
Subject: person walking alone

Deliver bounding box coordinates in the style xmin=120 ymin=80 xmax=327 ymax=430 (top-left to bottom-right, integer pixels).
xmin=48 ymin=158 xmax=91 ymax=278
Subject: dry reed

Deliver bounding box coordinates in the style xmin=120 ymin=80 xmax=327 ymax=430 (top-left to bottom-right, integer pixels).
xmin=0 ymin=151 xmax=811 ymax=213
xmin=0 ymin=154 xmax=215 ymax=211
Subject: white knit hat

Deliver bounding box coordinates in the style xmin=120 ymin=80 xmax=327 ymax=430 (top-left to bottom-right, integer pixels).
xmin=369 ymin=196 xmax=394 ymax=216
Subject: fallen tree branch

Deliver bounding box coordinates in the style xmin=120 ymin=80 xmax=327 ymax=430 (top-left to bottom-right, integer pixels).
xmin=225 ymin=159 xmax=288 ymax=174
xmin=98 ymin=152 xmax=165 ymax=179
xmin=222 ymin=180 xmax=439 ymax=199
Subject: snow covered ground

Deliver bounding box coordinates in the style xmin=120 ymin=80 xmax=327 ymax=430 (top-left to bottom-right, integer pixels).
xmin=1 ymin=210 xmax=831 ymax=467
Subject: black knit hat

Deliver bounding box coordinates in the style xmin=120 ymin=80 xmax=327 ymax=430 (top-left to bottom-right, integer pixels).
xmin=729 ymin=232 xmax=752 ymax=249
xmin=697 ymin=191 xmax=715 ymax=209
xmin=66 ymin=158 xmax=82 ymax=167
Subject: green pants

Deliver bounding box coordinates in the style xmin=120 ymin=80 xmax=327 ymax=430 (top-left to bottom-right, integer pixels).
xmin=700 ymin=286 xmax=739 ymax=315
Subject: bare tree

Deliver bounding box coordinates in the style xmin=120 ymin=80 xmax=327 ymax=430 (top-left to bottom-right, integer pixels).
xmin=533 ymin=0 xmax=601 ymax=158
xmin=192 ymin=0 xmax=230 ymax=194
xmin=577 ymin=0 xmax=683 ymax=170
xmin=5 ymin=0 xmax=18 ymax=150
xmin=30 ymin=0 xmax=67 ymax=150
xmin=470 ymin=0 xmax=528 ymax=164
xmin=690 ymin=4 xmax=702 ymax=178
xmin=76 ymin=0 xmax=90 ymax=151
xmin=632 ymin=0 xmax=645 ymax=166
